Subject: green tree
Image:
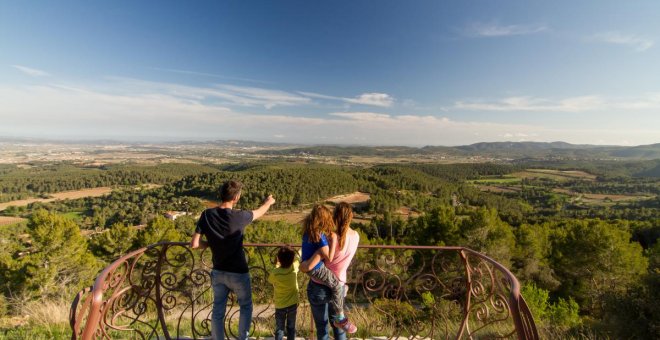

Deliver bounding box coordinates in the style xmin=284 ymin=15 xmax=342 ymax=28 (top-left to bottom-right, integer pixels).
xmin=410 ymin=205 xmax=461 ymax=246
xmin=462 ymin=207 xmax=516 ymax=266
xmin=601 ymin=241 xmax=660 ymax=338
xmin=550 ymin=219 xmax=648 ymax=315
xmin=521 ymin=283 xmax=581 ymax=330
xmin=90 ymin=222 xmax=138 ymax=260
xmin=20 ymin=210 xmax=101 ymax=298
xmin=174 ymin=215 xmax=198 ymax=237
xmin=514 ymin=223 xmax=559 ymax=290
xmin=135 ymin=215 xmax=185 ymax=247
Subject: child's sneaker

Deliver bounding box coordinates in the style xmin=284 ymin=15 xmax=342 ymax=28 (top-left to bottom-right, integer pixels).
xmin=333 ymin=317 xmax=357 ymax=333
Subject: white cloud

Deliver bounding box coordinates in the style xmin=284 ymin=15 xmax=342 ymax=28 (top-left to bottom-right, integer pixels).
xmin=105 ymin=78 xmax=393 ymax=110
xmin=591 ymin=32 xmax=654 ymax=52
xmin=11 ymin=65 xmax=50 ymax=77
xmin=299 ymin=91 xmax=395 ymax=107
xmin=215 ymin=84 xmax=312 ymax=109
xmin=104 ymin=77 xmax=311 ymax=109
xmin=455 ymin=95 xmax=604 ymax=112
xmin=330 ymin=112 xmax=392 ymax=121
xmin=500 ymin=132 xmax=536 ymax=139
xmin=455 ymin=93 xmax=660 ymax=113
xmin=151 ymin=67 xmax=273 ymax=84
xmin=463 ymin=22 xmax=547 ymax=38
xmin=346 ymin=93 xmax=394 ymax=107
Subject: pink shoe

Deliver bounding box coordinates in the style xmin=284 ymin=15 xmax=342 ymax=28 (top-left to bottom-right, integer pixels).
xmin=333 ymin=317 xmax=357 ymax=334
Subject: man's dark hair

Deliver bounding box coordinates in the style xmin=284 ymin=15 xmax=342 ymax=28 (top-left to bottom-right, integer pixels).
xmin=220 ymin=180 xmax=243 ymax=202
xmin=277 ymin=246 xmax=296 ymax=269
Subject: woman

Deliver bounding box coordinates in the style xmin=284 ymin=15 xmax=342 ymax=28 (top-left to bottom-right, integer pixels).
xmin=301 ymin=202 xmax=360 ymax=340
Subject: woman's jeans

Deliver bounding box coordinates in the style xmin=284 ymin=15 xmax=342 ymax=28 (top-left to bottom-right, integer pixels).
xmin=210 ymin=269 xmax=253 ymax=340
xmin=307 ymin=264 xmax=344 ymax=318
xmin=307 ymin=280 xmax=346 ymax=340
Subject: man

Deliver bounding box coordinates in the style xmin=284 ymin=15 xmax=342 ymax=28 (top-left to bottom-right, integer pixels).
xmin=191 ymin=180 xmax=276 ymax=340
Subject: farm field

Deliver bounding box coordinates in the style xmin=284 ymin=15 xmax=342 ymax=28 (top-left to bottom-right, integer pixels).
xmin=0 ymin=185 xmax=164 ymax=212
xmin=470 ymin=168 xmax=657 ymax=207
xmin=552 ymin=188 xmax=654 ymax=204
xmin=511 ymin=169 xmax=597 ymax=181
xmin=475 ymin=185 xmax=521 ymax=193
xmin=0 ymin=187 xmax=113 ymax=211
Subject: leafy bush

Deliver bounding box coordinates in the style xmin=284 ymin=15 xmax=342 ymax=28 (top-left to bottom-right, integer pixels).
xmin=522 ymin=282 xmax=581 ymax=329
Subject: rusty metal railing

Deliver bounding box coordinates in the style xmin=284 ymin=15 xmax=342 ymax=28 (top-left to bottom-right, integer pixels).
xmin=70 ymin=242 xmax=538 ymax=339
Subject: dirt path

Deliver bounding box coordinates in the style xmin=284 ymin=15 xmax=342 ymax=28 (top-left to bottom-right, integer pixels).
xmin=261 ymin=192 xmax=371 ymax=224
xmin=326 ymin=192 xmax=370 ymax=204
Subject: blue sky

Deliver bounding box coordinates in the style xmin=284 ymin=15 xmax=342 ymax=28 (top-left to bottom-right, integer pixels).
xmin=1 ymin=0 xmax=659 ymax=145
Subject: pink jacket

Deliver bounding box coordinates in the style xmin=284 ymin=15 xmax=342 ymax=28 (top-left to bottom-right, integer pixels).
xmin=316 ymin=230 xmax=359 ymax=284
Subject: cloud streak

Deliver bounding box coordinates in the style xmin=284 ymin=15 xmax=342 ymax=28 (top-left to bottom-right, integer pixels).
xmin=151 ymin=67 xmax=274 ymax=84
xmin=455 ymin=93 xmax=660 ymax=112
xmin=299 ymin=91 xmax=395 ymax=107
xmin=11 ymin=65 xmax=51 ymax=77
xmin=591 ymin=31 xmax=654 ymax=51
xmin=463 ymin=22 xmax=548 ymax=38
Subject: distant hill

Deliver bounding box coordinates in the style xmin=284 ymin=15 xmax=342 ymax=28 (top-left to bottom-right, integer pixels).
xmin=455 ymin=141 xmax=597 ymax=151
xmin=256 ymin=145 xmax=421 ymax=157
xmin=610 ymin=143 xmax=660 ymax=159
xmin=256 ymin=141 xmax=660 ymax=160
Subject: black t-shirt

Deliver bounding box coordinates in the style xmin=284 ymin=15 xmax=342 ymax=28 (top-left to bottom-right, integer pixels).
xmin=195 ymin=207 xmax=254 ymax=273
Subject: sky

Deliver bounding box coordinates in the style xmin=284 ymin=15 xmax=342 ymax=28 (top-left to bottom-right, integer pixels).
xmin=1 ymin=0 xmax=659 ymax=146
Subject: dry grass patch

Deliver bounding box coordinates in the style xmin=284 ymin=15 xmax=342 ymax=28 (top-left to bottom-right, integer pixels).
xmin=0 ymin=216 xmax=26 ymax=226
xmin=9 ymin=298 xmax=70 ymax=327
xmin=261 ymin=211 xmax=308 ymax=224
xmin=326 ymin=191 xmax=371 ymax=204
xmin=396 ymin=206 xmax=421 ymax=218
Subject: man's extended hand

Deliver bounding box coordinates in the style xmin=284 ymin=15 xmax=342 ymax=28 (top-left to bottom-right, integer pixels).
xmin=253 ymin=194 xmax=276 ymax=220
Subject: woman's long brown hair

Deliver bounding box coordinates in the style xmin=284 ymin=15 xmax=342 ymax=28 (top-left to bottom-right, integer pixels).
xmin=333 ymin=202 xmax=353 ymax=250
xmin=302 ymin=204 xmax=335 ymax=243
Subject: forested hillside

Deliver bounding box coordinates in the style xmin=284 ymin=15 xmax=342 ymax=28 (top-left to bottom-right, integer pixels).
xmin=0 ymin=163 xmax=220 ymax=203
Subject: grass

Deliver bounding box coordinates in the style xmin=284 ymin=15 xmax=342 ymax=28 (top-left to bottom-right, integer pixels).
xmin=470 ymin=176 xmax=521 ymax=185
xmin=0 ymin=298 xmax=72 ymax=340
xmin=0 ymin=323 xmax=70 ymax=340
xmin=60 ymin=211 xmax=83 ymax=221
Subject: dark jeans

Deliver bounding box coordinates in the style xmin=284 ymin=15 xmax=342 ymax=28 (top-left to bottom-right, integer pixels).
xmin=307 ymin=281 xmax=347 ymax=340
xmin=210 ymin=269 xmax=252 ymax=340
xmin=274 ymin=303 xmax=298 ymax=340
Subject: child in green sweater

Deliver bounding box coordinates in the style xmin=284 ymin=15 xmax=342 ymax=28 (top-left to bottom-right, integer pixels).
xmin=268 ymin=246 xmax=299 ymax=340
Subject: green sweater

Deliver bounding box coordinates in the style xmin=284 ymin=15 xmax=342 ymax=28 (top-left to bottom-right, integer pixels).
xmin=268 ymin=261 xmax=300 ymax=309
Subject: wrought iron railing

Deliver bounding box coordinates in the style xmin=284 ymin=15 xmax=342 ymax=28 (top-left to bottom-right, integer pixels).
xmin=70 ymin=242 xmax=538 ymax=339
